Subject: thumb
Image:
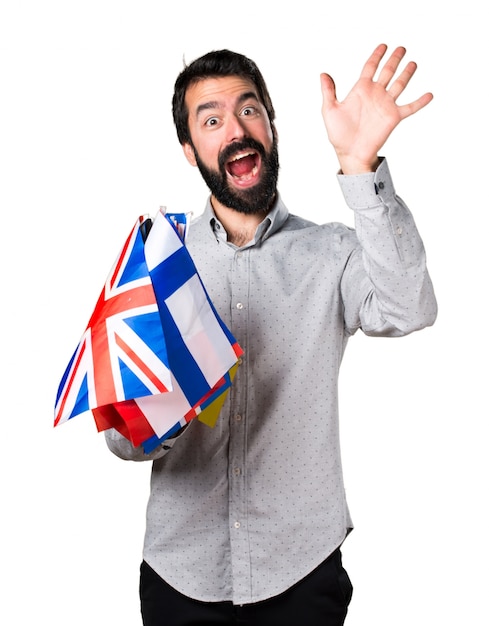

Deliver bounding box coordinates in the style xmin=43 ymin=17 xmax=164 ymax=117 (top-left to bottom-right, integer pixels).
xmin=320 ymin=73 xmax=337 ymax=110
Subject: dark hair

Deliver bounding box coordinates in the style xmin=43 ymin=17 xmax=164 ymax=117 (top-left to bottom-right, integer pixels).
xmin=172 ymin=49 xmax=276 ymax=146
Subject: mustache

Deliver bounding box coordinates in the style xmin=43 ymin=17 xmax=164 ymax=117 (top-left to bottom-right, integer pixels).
xmin=218 ymin=138 xmax=266 ymax=171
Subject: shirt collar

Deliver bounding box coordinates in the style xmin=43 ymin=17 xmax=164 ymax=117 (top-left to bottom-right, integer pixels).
xmin=202 ymin=193 xmax=289 ymax=247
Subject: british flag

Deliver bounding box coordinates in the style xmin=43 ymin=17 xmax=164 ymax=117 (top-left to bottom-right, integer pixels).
xmin=54 ymin=216 xmax=172 ymax=428
xmin=54 ymin=209 xmax=243 ymax=452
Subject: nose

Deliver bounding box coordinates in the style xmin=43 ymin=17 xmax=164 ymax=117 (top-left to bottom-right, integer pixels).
xmin=225 ymin=114 xmax=247 ymax=144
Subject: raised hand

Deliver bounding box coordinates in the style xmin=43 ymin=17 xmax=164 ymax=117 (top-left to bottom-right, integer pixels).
xmin=320 ymin=44 xmax=433 ymax=174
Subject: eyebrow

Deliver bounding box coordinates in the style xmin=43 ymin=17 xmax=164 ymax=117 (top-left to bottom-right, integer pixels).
xmin=195 ymin=91 xmax=260 ymax=117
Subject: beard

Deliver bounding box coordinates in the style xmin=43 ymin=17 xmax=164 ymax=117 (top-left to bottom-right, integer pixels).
xmin=193 ymin=137 xmax=280 ymax=215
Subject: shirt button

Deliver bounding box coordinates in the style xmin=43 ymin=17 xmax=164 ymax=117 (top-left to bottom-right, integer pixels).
xmin=234 ymin=521 xmax=241 ymax=529
xmin=378 ymin=181 xmax=385 ymax=189
xmin=396 ymin=226 xmax=403 ymax=235
xmin=236 ymin=302 xmax=244 ymax=310
xmin=233 ymin=467 xmax=241 ymax=476
xmin=235 ymin=414 xmax=242 ymax=421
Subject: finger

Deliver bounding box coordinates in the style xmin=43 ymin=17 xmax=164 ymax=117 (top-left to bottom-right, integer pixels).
xmin=388 ymin=60 xmax=418 ymax=100
xmin=320 ymin=72 xmax=337 ymax=110
xmin=398 ymin=92 xmax=434 ymax=120
xmin=376 ymin=46 xmax=407 ymax=88
xmin=360 ymin=43 xmax=388 ymax=80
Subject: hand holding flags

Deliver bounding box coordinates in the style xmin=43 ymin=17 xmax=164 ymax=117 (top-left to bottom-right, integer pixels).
xmin=54 ymin=208 xmax=243 ymax=453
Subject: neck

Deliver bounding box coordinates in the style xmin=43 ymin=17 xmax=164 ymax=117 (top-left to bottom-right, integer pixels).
xmin=211 ymin=195 xmax=273 ymax=246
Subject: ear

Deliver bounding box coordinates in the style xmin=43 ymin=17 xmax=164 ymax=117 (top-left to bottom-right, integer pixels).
xmin=183 ymin=142 xmax=197 ymax=167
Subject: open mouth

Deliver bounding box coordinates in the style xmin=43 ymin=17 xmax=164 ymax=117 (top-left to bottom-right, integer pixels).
xmin=226 ymin=151 xmax=260 ymax=184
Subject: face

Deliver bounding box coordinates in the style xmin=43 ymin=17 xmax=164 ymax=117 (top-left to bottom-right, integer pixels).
xmin=183 ymin=76 xmax=279 ymax=215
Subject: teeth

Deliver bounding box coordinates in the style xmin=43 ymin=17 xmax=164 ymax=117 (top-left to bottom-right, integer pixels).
xmin=230 ymin=151 xmax=254 ymax=162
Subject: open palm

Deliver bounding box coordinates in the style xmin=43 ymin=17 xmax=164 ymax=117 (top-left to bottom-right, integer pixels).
xmin=321 ymin=44 xmax=433 ymax=174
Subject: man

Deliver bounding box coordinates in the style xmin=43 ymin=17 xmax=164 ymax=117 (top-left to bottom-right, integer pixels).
xmin=105 ymin=44 xmax=437 ymax=625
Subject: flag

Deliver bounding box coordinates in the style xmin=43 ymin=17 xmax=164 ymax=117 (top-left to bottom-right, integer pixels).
xmin=54 ymin=216 xmax=172 ymax=426
xmin=54 ymin=208 xmax=243 ymax=452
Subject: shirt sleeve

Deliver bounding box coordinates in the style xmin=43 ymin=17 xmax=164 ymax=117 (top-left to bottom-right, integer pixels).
xmin=104 ymin=426 xmax=186 ymax=462
xmin=337 ymin=158 xmax=437 ymax=337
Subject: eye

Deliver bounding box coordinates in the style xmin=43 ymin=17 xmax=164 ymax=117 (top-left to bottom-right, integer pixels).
xmin=241 ymin=106 xmax=258 ymax=117
xmin=204 ymin=116 xmax=220 ymax=128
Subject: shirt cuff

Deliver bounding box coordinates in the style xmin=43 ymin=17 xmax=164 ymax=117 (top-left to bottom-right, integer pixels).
xmin=336 ymin=158 xmax=396 ymax=210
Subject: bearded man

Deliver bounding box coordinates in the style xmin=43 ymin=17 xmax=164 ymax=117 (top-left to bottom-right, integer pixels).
xmin=106 ymin=45 xmax=437 ymax=625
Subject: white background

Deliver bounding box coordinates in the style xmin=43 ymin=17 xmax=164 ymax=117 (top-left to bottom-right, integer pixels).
xmin=1 ymin=1 xmax=487 ymax=624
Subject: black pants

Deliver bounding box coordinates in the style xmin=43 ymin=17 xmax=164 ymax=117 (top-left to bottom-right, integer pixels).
xmin=140 ymin=548 xmax=353 ymax=625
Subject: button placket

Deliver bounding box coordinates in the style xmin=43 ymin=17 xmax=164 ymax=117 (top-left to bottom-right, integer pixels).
xmin=228 ymin=247 xmax=250 ymax=581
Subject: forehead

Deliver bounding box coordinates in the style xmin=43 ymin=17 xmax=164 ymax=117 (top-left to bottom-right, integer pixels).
xmin=185 ymin=75 xmax=259 ymax=116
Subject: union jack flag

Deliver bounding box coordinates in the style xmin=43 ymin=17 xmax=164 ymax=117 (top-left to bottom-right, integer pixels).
xmin=54 ymin=209 xmax=243 ymax=453
xmin=54 ymin=217 xmax=172 ymax=428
